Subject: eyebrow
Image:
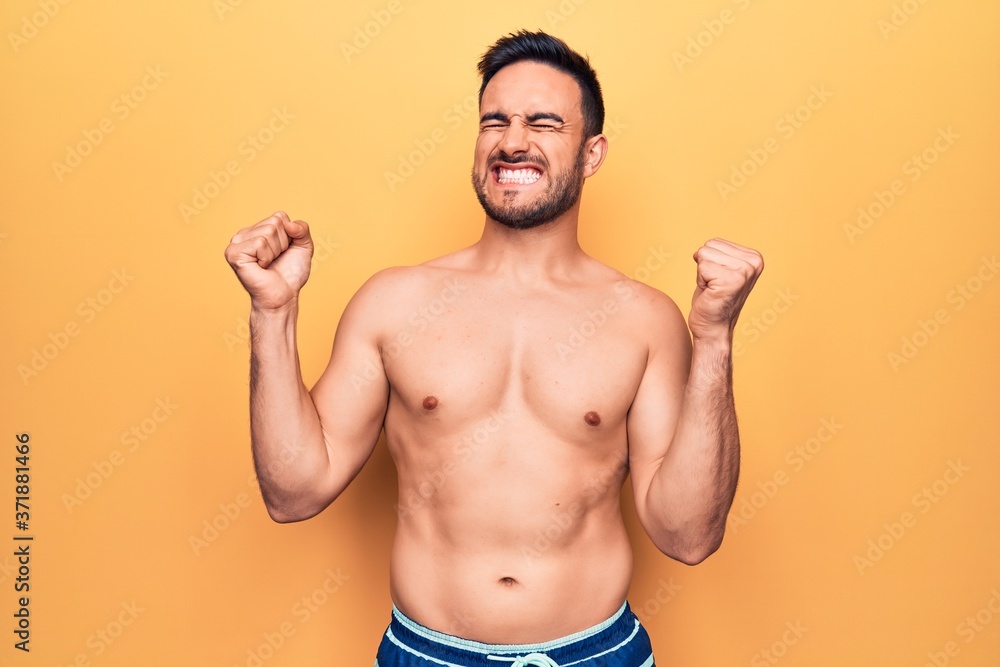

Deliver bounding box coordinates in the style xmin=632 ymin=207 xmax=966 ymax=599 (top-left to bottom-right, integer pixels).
xmin=479 ymin=111 xmax=565 ymax=124
xmin=526 ymin=112 xmax=564 ymax=123
xmin=480 ymin=111 xmax=509 ymax=123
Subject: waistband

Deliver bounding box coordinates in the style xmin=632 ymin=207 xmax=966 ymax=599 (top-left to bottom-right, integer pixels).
xmin=385 ymin=601 xmax=643 ymax=665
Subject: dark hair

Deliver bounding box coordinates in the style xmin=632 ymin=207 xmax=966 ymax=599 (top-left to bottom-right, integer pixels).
xmin=477 ymin=30 xmax=605 ymax=138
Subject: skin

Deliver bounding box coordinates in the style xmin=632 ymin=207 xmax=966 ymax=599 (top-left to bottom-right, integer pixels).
xmin=224 ymin=60 xmax=764 ymax=643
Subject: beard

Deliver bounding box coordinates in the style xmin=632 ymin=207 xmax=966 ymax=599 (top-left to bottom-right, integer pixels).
xmin=471 ymin=144 xmax=586 ymax=231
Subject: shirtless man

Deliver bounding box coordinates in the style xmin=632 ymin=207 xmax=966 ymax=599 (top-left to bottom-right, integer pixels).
xmin=225 ymin=30 xmax=763 ymax=666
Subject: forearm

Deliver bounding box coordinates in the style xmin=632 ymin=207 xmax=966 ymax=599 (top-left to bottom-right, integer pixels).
xmin=646 ymin=338 xmax=740 ymax=562
xmin=248 ymin=300 xmax=330 ymax=521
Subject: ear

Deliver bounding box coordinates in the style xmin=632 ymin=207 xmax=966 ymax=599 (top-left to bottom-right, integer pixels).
xmin=581 ymin=133 xmax=608 ymax=178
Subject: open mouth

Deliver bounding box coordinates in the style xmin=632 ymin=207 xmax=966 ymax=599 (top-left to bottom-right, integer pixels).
xmin=493 ymin=166 xmax=543 ymax=186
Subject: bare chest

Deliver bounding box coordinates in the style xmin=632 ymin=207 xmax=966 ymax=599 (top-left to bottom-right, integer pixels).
xmin=380 ymin=280 xmax=649 ymax=435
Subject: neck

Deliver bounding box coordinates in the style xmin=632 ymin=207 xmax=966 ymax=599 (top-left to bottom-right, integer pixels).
xmin=473 ymin=203 xmax=586 ymax=284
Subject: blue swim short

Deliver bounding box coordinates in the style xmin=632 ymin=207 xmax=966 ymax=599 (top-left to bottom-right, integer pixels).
xmin=375 ymin=601 xmax=655 ymax=666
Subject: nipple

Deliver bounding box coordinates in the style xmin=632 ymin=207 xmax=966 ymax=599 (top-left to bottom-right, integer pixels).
xmin=422 ymin=395 xmax=439 ymax=411
xmin=584 ymin=411 xmax=601 ymax=427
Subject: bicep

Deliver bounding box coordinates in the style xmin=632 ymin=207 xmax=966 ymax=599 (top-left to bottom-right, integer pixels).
xmin=309 ymin=277 xmax=391 ymax=488
xmin=626 ymin=295 xmax=691 ymax=518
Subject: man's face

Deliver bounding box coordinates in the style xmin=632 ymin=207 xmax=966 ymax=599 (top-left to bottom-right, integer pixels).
xmin=471 ymin=61 xmax=596 ymax=230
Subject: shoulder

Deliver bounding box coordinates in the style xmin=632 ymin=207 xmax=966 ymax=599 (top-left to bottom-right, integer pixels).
xmin=595 ymin=261 xmax=686 ymax=325
xmin=607 ymin=273 xmax=690 ymax=358
xmin=358 ymin=256 xmax=467 ymax=295
xmin=345 ymin=265 xmax=430 ymax=317
xmin=618 ymin=277 xmax=684 ymax=315
xmin=355 ymin=244 xmax=481 ymax=307
xmin=344 ymin=256 xmax=470 ymax=324
xmin=574 ymin=255 xmax=689 ymax=353
xmin=569 ymin=254 xmax=689 ymax=335
xmin=358 ymin=244 xmax=474 ymax=289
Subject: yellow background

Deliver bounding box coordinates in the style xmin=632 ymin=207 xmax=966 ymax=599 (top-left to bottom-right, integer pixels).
xmin=2 ymin=0 xmax=998 ymax=665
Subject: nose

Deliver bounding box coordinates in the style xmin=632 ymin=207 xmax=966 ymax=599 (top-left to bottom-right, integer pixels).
xmin=497 ymin=119 xmax=530 ymax=155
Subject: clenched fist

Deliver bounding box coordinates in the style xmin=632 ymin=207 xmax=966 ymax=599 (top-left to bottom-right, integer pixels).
xmin=688 ymin=238 xmax=764 ymax=343
xmin=225 ymin=211 xmax=314 ymax=310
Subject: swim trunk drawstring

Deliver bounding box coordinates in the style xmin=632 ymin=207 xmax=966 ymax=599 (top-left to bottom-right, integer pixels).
xmin=486 ymin=653 xmax=560 ymax=667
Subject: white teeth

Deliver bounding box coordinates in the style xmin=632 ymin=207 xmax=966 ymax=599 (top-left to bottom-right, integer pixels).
xmin=497 ymin=168 xmax=541 ymax=185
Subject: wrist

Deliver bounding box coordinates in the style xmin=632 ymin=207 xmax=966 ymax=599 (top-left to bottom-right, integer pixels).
xmin=249 ymin=298 xmax=299 ymax=355
xmin=688 ymin=336 xmax=733 ymax=388
xmin=250 ymin=296 xmax=299 ymax=319
xmin=690 ymin=331 xmax=733 ymax=353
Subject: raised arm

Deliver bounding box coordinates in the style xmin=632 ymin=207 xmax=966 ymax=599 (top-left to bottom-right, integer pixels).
xmin=225 ymin=211 xmax=389 ymax=523
xmin=627 ymin=238 xmax=763 ymax=564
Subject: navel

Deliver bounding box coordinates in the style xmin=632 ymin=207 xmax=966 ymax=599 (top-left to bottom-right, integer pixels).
xmin=422 ymin=395 xmax=439 ymax=411
xmin=584 ymin=411 xmax=601 ymax=427
xmin=498 ymin=576 xmax=518 ymax=586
